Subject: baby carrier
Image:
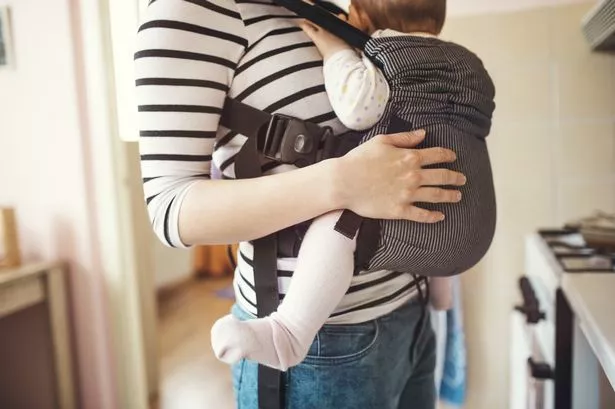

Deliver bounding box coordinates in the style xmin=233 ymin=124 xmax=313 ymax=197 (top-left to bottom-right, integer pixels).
xmin=220 ymin=1 xmax=497 ymax=408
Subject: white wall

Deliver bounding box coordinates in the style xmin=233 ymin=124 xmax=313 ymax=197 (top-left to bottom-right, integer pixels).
xmin=153 ymin=239 xmax=193 ymax=288
xmin=331 ymin=0 xmax=594 ymax=17
xmin=0 ymin=0 xmax=116 ymax=407
xmin=448 ymin=0 xmax=594 ymax=17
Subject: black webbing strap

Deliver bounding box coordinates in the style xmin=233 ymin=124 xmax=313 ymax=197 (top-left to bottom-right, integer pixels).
xmin=334 ymin=212 xmax=379 ymax=274
xmin=233 ymin=118 xmax=284 ymax=409
xmin=333 ymin=210 xmax=363 ymax=239
xmin=222 ymin=97 xmax=335 ymax=169
xmin=354 ymin=218 xmax=380 ymax=273
xmin=273 ymin=0 xmax=370 ymax=50
xmin=409 ymin=276 xmax=430 ymax=361
xmin=254 ymin=237 xmax=284 ymax=409
xmin=220 ymin=97 xmax=271 ymax=140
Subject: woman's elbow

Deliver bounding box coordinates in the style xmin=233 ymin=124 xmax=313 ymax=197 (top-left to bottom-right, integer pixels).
xmin=146 ymin=199 xmax=186 ymax=249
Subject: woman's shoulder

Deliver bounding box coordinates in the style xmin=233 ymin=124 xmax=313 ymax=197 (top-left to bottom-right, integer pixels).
xmin=143 ymin=0 xmax=245 ymax=26
xmin=140 ymin=0 xmax=249 ymax=51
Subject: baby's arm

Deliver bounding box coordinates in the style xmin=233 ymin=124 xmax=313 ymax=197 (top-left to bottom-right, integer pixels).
xmin=300 ymin=21 xmax=389 ymax=131
xmin=323 ymin=50 xmax=389 ymax=130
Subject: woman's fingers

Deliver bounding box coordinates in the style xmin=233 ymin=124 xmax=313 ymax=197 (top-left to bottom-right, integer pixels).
xmin=402 ymin=206 xmax=445 ymax=223
xmin=412 ymin=187 xmax=462 ymax=204
xmin=412 ymin=147 xmax=457 ymax=166
xmin=380 ymin=130 xmax=426 ymax=148
xmin=419 ymin=169 xmax=467 ymax=187
xmin=381 ymin=131 xmax=458 ymax=166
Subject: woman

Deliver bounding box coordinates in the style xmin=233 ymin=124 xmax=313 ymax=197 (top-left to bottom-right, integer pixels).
xmin=135 ymin=1 xmax=466 ymax=408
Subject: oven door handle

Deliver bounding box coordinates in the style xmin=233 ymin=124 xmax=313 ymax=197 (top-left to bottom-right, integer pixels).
xmin=514 ymin=276 xmax=546 ymax=324
xmin=528 ymin=357 xmax=554 ymax=380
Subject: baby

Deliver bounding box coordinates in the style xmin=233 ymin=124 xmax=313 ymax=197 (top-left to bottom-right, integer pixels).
xmin=212 ymin=0 xmax=494 ymax=371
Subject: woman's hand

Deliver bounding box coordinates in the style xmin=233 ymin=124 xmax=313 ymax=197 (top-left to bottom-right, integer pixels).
xmin=335 ymin=130 xmax=466 ymax=223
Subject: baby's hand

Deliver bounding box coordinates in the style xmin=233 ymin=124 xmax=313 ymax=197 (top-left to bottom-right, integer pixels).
xmin=300 ymin=21 xmax=353 ymax=60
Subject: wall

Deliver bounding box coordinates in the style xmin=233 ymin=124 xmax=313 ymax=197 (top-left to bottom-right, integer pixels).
xmin=0 ymin=0 xmax=116 ymax=408
xmin=442 ymin=2 xmax=615 ymax=408
xmin=447 ymin=0 xmax=595 ymax=17
xmin=122 ymin=140 xmax=164 ymax=400
xmin=331 ymin=0 xmax=594 ymax=17
xmin=153 ymin=239 xmax=193 ymax=289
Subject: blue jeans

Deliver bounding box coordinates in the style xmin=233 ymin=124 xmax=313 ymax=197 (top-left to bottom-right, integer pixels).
xmin=231 ymin=297 xmax=436 ymax=409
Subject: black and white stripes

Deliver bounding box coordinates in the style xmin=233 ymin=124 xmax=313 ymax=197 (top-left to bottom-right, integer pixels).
xmin=136 ymin=0 xmax=423 ymax=324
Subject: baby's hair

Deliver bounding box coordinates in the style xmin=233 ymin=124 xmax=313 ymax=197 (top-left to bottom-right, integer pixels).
xmin=353 ymin=0 xmax=447 ymax=35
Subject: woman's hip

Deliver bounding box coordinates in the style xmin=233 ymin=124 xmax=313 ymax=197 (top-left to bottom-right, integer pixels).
xmin=231 ymin=297 xmax=435 ymax=409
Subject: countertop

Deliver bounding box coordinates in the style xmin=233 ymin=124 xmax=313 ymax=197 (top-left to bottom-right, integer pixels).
xmin=562 ymin=273 xmax=615 ymax=390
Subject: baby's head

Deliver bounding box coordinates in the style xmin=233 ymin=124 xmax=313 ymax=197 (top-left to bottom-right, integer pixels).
xmin=347 ymin=0 xmax=446 ymax=36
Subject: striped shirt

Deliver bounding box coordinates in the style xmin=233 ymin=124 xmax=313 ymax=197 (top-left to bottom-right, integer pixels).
xmin=136 ymin=0 xmax=423 ymax=324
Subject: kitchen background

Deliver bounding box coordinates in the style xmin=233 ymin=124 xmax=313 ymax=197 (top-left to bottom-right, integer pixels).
xmin=0 ymin=0 xmax=613 ymax=408
xmin=443 ymin=2 xmax=615 ymax=408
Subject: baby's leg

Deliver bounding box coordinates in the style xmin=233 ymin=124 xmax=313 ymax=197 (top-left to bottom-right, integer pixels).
xmin=211 ymin=210 xmax=356 ymax=371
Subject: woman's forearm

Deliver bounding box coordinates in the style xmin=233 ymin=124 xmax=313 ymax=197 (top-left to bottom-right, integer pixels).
xmin=179 ymin=159 xmax=343 ymax=246
xmin=177 ymin=131 xmax=467 ymax=246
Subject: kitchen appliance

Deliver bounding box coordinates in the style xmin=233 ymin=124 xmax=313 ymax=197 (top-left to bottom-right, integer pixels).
xmin=565 ymin=211 xmax=615 ymax=252
xmin=511 ymin=227 xmax=615 ymax=409
xmin=582 ymin=0 xmax=615 ymax=51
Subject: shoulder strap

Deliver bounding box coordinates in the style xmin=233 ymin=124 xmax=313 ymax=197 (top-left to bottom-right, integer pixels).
xmin=273 ymin=0 xmax=370 ymax=50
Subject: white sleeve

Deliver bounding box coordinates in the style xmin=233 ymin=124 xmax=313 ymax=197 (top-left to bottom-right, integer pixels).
xmin=323 ymin=49 xmax=390 ymax=131
xmin=135 ymin=0 xmax=246 ymax=248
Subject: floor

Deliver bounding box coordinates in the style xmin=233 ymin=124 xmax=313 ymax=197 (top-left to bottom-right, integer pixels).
xmin=152 ymin=278 xmax=236 ymax=409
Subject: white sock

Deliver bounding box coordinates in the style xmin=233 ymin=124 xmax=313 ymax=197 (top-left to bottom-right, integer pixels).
xmin=211 ymin=210 xmax=356 ymax=370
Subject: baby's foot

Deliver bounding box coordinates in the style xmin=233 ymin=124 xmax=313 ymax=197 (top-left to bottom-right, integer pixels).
xmin=210 ymin=313 xmax=309 ymax=371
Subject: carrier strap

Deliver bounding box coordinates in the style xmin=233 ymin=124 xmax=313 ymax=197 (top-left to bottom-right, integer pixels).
xmin=220 ymin=98 xmax=270 ymax=141
xmin=254 ymin=236 xmax=284 ymax=409
xmin=233 ymin=111 xmax=284 ymax=409
xmin=272 ymin=0 xmax=370 ymax=51
xmin=222 ymin=97 xmax=337 ymax=169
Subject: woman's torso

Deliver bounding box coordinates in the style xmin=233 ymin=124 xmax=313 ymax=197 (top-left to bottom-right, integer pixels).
xmin=210 ymin=0 xmax=422 ymax=323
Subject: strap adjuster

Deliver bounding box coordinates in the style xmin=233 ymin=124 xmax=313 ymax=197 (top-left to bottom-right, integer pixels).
xmin=262 ymin=113 xmax=333 ymax=168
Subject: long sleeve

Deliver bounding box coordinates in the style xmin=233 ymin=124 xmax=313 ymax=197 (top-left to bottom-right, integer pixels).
xmin=323 ymin=49 xmax=390 ymax=131
xmin=135 ymin=0 xmax=247 ymax=247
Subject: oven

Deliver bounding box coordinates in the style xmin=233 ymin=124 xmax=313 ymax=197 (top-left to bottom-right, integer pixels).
xmin=510 ymin=276 xmax=554 ymax=409
xmin=517 ymin=225 xmax=615 ymax=409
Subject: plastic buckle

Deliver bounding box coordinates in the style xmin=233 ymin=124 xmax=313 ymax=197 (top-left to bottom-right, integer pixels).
xmin=263 ymin=114 xmax=333 ymax=168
